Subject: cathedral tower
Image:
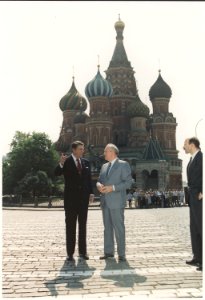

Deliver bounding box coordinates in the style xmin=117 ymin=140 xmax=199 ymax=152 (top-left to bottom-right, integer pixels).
xmin=149 ymin=70 xmax=178 ymax=159
xmin=105 ymin=17 xmax=138 ymax=147
xmin=85 ymin=65 xmax=113 ymax=153
xmin=148 ymin=70 xmax=182 ymax=188
xmin=55 ymin=77 xmax=87 ymax=152
xmin=54 ymin=17 xmax=182 ymax=190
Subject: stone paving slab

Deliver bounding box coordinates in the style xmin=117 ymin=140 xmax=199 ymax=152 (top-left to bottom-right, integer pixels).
xmin=2 ymin=207 xmax=203 ymax=299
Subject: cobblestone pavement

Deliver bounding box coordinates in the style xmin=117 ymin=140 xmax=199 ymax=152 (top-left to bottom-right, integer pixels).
xmin=2 ymin=206 xmax=203 ymax=299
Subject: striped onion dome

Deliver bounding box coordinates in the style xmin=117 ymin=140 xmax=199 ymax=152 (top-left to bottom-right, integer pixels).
xmin=127 ymin=94 xmax=150 ymax=118
xmin=59 ymin=77 xmax=87 ymax=112
xmin=149 ymin=70 xmax=172 ymax=100
xmin=85 ymin=66 xmax=113 ymax=98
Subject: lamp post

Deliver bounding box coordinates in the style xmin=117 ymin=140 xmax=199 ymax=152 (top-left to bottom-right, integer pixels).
xmin=195 ymin=118 xmax=203 ymax=137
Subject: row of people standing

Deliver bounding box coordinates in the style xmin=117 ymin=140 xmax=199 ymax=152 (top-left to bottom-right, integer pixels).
xmin=126 ymin=189 xmax=185 ymax=209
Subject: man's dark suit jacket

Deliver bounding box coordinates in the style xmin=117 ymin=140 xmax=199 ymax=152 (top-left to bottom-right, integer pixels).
xmin=55 ymin=156 xmax=93 ymax=210
xmin=187 ymin=150 xmax=203 ymax=194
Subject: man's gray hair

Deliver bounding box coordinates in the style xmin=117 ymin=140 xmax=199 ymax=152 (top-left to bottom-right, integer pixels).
xmin=106 ymin=143 xmax=119 ymax=155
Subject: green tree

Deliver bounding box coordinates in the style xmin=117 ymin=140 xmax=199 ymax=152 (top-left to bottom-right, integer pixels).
xmin=15 ymin=171 xmax=53 ymax=197
xmin=3 ymin=131 xmax=60 ymax=195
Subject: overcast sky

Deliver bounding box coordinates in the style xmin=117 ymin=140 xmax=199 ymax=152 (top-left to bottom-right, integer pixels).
xmin=1 ymin=1 xmax=205 ymax=182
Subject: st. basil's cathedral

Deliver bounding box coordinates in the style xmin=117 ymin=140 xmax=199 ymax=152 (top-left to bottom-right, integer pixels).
xmin=55 ymin=17 xmax=182 ymax=191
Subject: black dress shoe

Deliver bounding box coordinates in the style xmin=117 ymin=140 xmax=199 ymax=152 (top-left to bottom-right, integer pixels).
xmin=79 ymin=254 xmax=89 ymax=260
xmin=186 ymin=258 xmax=200 ymax=266
xmin=118 ymin=256 xmax=126 ymax=262
xmin=66 ymin=255 xmax=74 ymax=262
xmin=196 ymin=264 xmax=203 ymax=271
xmin=99 ymin=254 xmax=114 ymax=260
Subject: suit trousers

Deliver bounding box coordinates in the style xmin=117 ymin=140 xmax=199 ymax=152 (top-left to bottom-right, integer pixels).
xmin=102 ymin=206 xmax=125 ymax=257
xmin=189 ymin=189 xmax=203 ymax=263
xmin=65 ymin=207 xmax=88 ymax=256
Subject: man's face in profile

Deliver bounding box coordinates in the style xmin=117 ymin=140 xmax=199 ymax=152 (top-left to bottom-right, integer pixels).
xmin=183 ymin=139 xmax=190 ymax=154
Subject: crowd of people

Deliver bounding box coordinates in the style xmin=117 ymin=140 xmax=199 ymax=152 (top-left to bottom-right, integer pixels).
xmin=126 ymin=189 xmax=185 ymax=209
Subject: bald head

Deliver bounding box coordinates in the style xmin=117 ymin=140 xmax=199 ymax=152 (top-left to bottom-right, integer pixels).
xmin=104 ymin=143 xmax=119 ymax=161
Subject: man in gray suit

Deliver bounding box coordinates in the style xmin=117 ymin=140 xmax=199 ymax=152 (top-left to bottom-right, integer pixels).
xmin=96 ymin=143 xmax=133 ymax=262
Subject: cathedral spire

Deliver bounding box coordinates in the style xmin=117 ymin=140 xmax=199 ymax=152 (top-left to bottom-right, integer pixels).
xmin=114 ymin=14 xmax=125 ymax=40
xmin=108 ymin=17 xmax=130 ymax=68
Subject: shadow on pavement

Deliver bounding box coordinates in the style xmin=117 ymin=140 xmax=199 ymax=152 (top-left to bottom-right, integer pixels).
xmin=44 ymin=258 xmax=96 ymax=296
xmin=100 ymin=258 xmax=147 ymax=287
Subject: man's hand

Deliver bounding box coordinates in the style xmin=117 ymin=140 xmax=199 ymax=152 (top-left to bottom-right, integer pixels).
xmin=89 ymin=194 xmax=95 ymax=204
xmin=96 ymin=182 xmax=104 ymax=193
xmin=101 ymin=185 xmax=113 ymax=194
xmin=60 ymin=153 xmax=68 ymax=166
xmin=198 ymin=192 xmax=203 ymax=200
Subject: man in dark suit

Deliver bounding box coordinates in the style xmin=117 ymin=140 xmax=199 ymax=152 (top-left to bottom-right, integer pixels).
xmin=55 ymin=141 xmax=94 ymax=261
xmin=183 ymin=137 xmax=203 ymax=271
xmin=96 ymin=143 xmax=133 ymax=262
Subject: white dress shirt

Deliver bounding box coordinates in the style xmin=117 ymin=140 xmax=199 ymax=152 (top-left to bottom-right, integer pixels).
xmin=71 ymin=154 xmax=82 ymax=168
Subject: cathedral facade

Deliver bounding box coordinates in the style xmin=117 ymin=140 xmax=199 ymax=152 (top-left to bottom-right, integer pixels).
xmin=55 ymin=18 xmax=182 ymax=191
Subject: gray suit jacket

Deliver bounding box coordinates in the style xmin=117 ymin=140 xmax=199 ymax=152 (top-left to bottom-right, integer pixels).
xmin=98 ymin=158 xmax=133 ymax=209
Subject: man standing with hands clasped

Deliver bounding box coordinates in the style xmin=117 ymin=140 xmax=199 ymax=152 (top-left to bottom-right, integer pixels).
xmin=55 ymin=141 xmax=94 ymax=262
xmin=96 ymin=143 xmax=132 ymax=262
xmin=183 ymin=137 xmax=203 ymax=271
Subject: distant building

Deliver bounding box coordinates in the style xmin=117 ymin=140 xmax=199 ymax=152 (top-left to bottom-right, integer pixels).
xmin=55 ymin=17 xmax=182 ymax=190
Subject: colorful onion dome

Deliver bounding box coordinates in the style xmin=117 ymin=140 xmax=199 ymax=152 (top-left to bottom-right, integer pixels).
xmin=127 ymin=94 xmax=150 ymax=118
xmin=59 ymin=77 xmax=87 ymax=111
xmin=85 ymin=66 xmax=113 ymax=98
xmin=149 ymin=70 xmax=172 ymax=100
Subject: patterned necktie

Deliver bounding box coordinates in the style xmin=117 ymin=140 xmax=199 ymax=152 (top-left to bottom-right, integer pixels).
xmin=76 ymin=158 xmax=82 ymax=174
xmin=106 ymin=162 xmax=112 ymax=176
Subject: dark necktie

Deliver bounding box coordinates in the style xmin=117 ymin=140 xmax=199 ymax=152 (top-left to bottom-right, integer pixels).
xmin=106 ymin=162 xmax=112 ymax=176
xmin=76 ymin=158 xmax=82 ymax=174
xmin=187 ymin=157 xmax=192 ymax=173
